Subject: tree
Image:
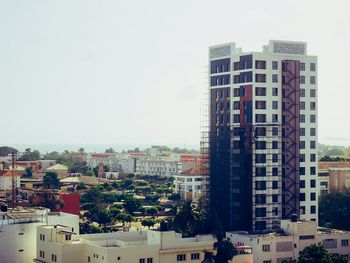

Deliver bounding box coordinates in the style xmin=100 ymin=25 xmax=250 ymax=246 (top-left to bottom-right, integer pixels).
xmin=23 ymin=167 xmax=33 ymax=178
xmin=105 ymin=147 xmax=115 ymax=153
xmin=173 ymin=202 xmax=203 ymax=237
xmin=319 ymin=155 xmax=345 ymax=162
xmin=298 ymin=244 xmax=334 ymax=263
xmin=214 ymin=238 xmax=237 ymax=263
xmin=141 ymin=218 xmax=156 ymax=229
xmin=325 ymin=148 xmax=344 ymax=156
xmin=123 ymin=196 xmax=141 ymax=215
xmin=78 ymin=148 xmax=85 ymax=154
xmin=0 ymin=146 xmax=18 ymax=156
xmin=202 ymin=250 xmax=215 ymax=263
xmin=319 ymin=190 xmax=350 ymax=230
xmin=168 ymin=193 xmax=181 ymax=202
xmin=86 ymin=169 xmax=95 ymax=176
xmin=18 ymin=149 xmax=40 ymax=161
xmin=116 ymin=212 xmax=133 ymax=226
xmin=145 ymin=207 xmax=158 ymax=216
xmin=43 ymin=172 xmax=60 ymax=189
xmin=76 ymin=182 xmax=87 ymax=190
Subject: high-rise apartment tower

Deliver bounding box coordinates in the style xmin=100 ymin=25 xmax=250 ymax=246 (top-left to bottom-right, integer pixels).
xmin=208 ymin=40 xmax=318 ymax=231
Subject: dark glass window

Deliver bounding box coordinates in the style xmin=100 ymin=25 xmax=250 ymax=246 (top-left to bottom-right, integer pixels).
xmin=256 ymin=194 xmax=266 ymax=204
xmin=256 ymin=167 xmax=266 ymax=177
xmin=256 ymin=181 xmax=267 ymax=190
xmin=255 ymin=207 xmax=266 ymax=217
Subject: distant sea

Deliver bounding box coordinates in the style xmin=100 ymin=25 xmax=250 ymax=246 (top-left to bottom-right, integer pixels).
xmin=3 ymin=144 xmax=199 ymax=154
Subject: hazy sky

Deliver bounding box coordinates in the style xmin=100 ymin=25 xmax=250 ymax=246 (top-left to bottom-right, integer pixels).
xmin=1 ymin=0 xmax=350 ymax=148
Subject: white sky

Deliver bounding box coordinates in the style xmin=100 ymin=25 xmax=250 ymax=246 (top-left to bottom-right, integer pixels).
xmin=1 ymin=0 xmax=350 ymax=147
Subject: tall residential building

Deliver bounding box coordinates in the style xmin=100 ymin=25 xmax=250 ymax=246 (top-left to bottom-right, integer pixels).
xmin=208 ymin=40 xmax=318 ymax=232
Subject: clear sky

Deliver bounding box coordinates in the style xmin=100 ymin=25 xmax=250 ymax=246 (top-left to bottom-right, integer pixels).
xmin=0 ymin=0 xmax=349 ymax=148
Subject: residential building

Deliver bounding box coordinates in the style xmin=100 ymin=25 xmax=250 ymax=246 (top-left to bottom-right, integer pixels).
xmin=86 ymin=153 xmax=136 ymax=174
xmin=0 ymin=207 xmax=79 ymax=263
xmin=45 ymin=164 xmax=69 ymax=178
xmin=0 ymin=170 xmax=21 ymax=191
xmin=318 ymin=162 xmax=350 ymax=194
xmin=173 ymin=167 xmax=203 ymax=201
xmin=227 ymin=218 xmax=350 ymax=263
xmin=34 ymin=224 xmax=253 ymax=263
xmin=136 ymin=157 xmax=180 ymax=177
xmin=208 ymin=40 xmax=318 ymax=231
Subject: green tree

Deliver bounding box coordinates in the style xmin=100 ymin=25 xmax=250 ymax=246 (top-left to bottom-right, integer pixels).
xmin=111 ymin=181 xmax=120 ymax=189
xmin=24 ymin=167 xmax=33 ymax=178
xmin=43 ymin=172 xmax=60 ymax=189
xmin=213 ymin=238 xmax=237 ymax=263
xmin=168 ymin=193 xmax=181 ymax=202
xmin=319 ymin=190 xmax=350 ymax=230
xmin=173 ymin=202 xmax=203 ymax=237
xmin=18 ymin=149 xmax=40 ymax=161
xmin=86 ymin=169 xmax=95 ymax=176
xmin=145 ymin=207 xmax=158 ymax=216
xmin=123 ymin=196 xmax=141 ymax=215
xmin=116 ymin=212 xmax=133 ymax=226
xmin=298 ymin=244 xmax=333 ymax=263
xmin=141 ymin=218 xmax=156 ymax=229
xmin=76 ymin=182 xmax=87 ymax=190
xmin=105 ymin=147 xmax=115 ymax=153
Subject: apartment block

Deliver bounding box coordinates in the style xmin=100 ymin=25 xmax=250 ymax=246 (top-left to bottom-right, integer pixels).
xmin=208 ymin=40 xmax=318 ymax=231
xmin=227 ymin=218 xmax=350 ymax=263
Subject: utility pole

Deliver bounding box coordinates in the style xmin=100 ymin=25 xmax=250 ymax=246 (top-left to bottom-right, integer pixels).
xmin=11 ymin=153 xmax=17 ymax=210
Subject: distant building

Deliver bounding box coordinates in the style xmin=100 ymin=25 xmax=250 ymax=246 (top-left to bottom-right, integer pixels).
xmin=0 ymin=170 xmax=21 ymax=191
xmin=0 ymin=207 xmax=78 ymax=263
xmin=45 ymin=164 xmax=69 ymax=178
xmin=227 ymin=218 xmax=350 ymax=263
xmin=86 ymin=153 xmax=136 ymax=174
xmin=35 ymin=226 xmax=239 ymax=263
xmin=136 ymin=157 xmax=180 ymax=177
xmin=173 ymin=167 xmax=203 ymax=201
xmin=318 ymin=162 xmax=350 ymax=194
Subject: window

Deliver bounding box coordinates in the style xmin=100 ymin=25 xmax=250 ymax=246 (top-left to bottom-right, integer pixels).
xmin=310 ymin=89 xmax=316 ymax=97
xmin=300 ymin=89 xmax=305 ymax=97
xmin=256 ymin=207 xmax=266 ymax=217
xmin=140 ymin=259 xmax=146 ymax=263
xmin=65 ymin=234 xmax=71 ymax=241
xmin=233 ymin=61 xmax=240 ymax=70
xmin=52 ymin=254 xmax=57 ymax=262
xmin=272 ymin=88 xmax=278 ymax=96
xmin=191 ymin=253 xmax=200 ymax=260
xmin=255 ymin=87 xmax=266 ymax=96
xmin=233 ymin=101 xmax=240 ymax=110
xmin=256 ymin=221 xmax=266 ymax=230
xmin=310 ymin=128 xmax=316 ymax=136
xmin=272 ymin=154 xmax=278 ymax=163
xmin=310 ymin=179 xmax=316 ymax=188
xmin=300 ymin=167 xmax=305 ymax=175
xmin=310 ymin=141 xmax=316 ymax=149
xmin=310 ymin=167 xmax=316 ymax=175
xmin=310 ymin=102 xmax=316 ymax=110
xmin=300 ymin=141 xmax=305 ymax=149
xmin=256 ymin=154 xmax=266 ymax=163
xmin=300 ymin=62 xmax=305 ymax=71
xmin=255 ymin=74 xmax=266 ymax=83
xmin=255 ymin=114 xmax=266 ymax=123
xmin=310 ymin=115 xmax=316 ymax=123
xmin=256 ymin=194 xmax=266 ymax=204
xmin=272 ymin=167 xmax=278 ymax=176
xmin=40 ymin=251 xmax=45 ymax=258
xmin=262 ymin=244 xmax=270 ymax=252
xmin=272 ymin=181 xmax=278 ymax=189
xmin=272 ymin=194 xmax=278 ymax=203
xmin=147 ymin=258 xmax=153 ymax=263
xmin=310 ymin=76 xmax=316 ymax=84
xmin=177 ymin=254 xmax=186 ymax=261
xmin=272 ymin=74 xmax=278 ymax=83
xmin=310 ymin=63 xmax=316 ymax=71
xmin=299 ymin=235 xmax=315 ymax=240
xmin=300 ymin=114 xmax=305 ymax=123
xmin=300 ymin=193 xmax=305 ymax=201
xmin=300 ymin=128 xmax=305 ymax=136
xmin=272 ymin=61 xmax=278 ymax=70
xmin=117 ymin=257 xmax=121 ymax=260
xmin=272 ymin=101 xmax=278 ymax=109
xmin=256 ymin=141 xmax=266 ymax=150
xmin=233 ymin=114 xmax=240 ymax=123
xmin=272 ymin=141 xmax=278 ymax=149
xmin=272 ymin=114 xmax=278 ymax=123
xmin=255 ymin=60 xmax=266 ymax=69
xmin=300 ymin=206 xmax=306 ymax=214
xmin=310 ymin=205 xmax=316 ymax=214
xmin=255 ymin=127 xmax=266 ymax=136
xmin=272 ymin=127 xmax=278 ymax=136
xmin=256 ymin=181 xmax=267 ymax=190
xmin=300 ymin=154 xmax=305 ymax=162
xmin=88 ymin=256 xmax=91 ymax=262
xmin=310 ymin=192 xmax=316 ymax=201
xmin=256 ymin=167 xmax=266 ymax=177
xmin=310 ymin=154 xmax=316 ymax=162
xmin=263 ymin=260 xmax=272 ymax=263
xmin=300 ymin=75 xmax=305 ymax=84
xmin=341 ymin=240 xmax=349 ymax=247
xmin=300 ymin=180 xmax=305 ymax=188
xmin=255 ymin=101 xmax=266 ymax=109
xmin=300 ymin=101 xmax=305 ymax=110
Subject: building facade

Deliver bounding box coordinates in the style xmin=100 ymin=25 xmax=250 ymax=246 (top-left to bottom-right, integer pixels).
xmin=173 ymin=167 xmax=203 ymax=202
xmin=227 ymin=219 xmax=350 ymax=263
xmin=0 ymin=208 xmax=79 ymax=263
xmin=208 ymin=40 xmax=318 ymax=231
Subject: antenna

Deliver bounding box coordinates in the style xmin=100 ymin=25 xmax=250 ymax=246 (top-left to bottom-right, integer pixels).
xmin=11 ymin=153 xmax=17 ymax=210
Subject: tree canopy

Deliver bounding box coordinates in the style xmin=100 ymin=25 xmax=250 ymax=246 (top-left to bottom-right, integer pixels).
xmin=43 ymin=172 xmax=60 ymax=189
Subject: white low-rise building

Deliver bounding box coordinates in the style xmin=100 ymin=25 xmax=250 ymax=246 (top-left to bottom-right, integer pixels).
xmin=227 ymin=218 xmax=350 ymax=263
xmin=0 ymin=170 xmax=21 ymax=191
xmin=0 ymin=207 xmax=79 ymax=263
xmin=173 ymin=167 xmax=203 ymax=202
xmin=136 ymin=157 xmax=180 ymax=177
